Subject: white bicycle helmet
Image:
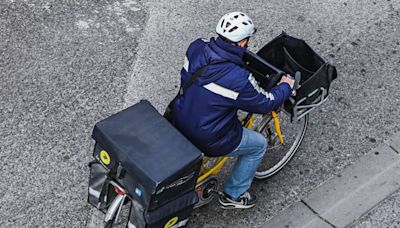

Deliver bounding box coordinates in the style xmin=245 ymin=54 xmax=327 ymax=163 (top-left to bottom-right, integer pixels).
xmin=216 ymin=12 xmax=256 ymax=42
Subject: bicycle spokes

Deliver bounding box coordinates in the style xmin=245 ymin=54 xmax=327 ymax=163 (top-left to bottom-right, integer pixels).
xmin=252 ymin=111 xmax=308 ymax=179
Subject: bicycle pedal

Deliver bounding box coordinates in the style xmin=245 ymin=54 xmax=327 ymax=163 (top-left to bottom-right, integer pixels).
xmin=208 ymin=189 xmax=223 ymax=196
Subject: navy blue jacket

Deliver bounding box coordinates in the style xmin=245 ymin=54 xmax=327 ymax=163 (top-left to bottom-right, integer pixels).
xmin=172 ymin=37 xmax=292 ymax=157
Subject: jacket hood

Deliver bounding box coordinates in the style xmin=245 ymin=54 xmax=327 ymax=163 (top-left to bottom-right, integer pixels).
xmin=194 ymin=37 xmax=247 ymax=86
xmin=207 ymin=37 xmax=246 ymax=66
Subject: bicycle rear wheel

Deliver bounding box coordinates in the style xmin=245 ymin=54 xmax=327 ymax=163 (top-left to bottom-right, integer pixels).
xmin=252 ymin=111 xmax=308 ymax=179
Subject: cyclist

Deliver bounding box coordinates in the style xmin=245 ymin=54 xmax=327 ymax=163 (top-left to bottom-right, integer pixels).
xmin=172 ymin=12 xmax=294 ymax=209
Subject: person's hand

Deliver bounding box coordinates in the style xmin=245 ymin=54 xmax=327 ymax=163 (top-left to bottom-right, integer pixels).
xmin=279 ymin=75 xmax=295 ymax=89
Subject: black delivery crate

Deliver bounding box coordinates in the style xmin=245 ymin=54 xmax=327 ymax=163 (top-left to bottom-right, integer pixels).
xmin=89 ymin=100 xmax=203 ymax=212
xmin=246 ymin=32 xmax=337 ymax=120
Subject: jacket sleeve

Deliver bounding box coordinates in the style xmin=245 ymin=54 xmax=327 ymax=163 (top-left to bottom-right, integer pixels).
xmin=234 ymin=73 xmax=292 ymax=114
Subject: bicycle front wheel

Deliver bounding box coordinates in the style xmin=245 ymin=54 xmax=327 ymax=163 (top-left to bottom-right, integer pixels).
xmin=253 ymin=111 xmax=308 ymax=179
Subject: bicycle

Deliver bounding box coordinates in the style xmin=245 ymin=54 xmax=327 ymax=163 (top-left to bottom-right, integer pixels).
xmin=93 ymin=33 xmax=337 ymax=227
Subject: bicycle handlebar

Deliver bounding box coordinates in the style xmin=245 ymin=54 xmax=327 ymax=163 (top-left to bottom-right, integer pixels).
xmin=244 ymin=49 xmax=286 ymax=76
xmin=245 ymin=49 xmax=301 ymax=94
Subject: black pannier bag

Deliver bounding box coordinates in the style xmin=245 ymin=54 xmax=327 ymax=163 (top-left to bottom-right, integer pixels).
xmin=87 ymin=100 xmax=203 ymax=218
xmin=246 ymin=32 xmax=337 ymax=120
xmin=128 ymin=191 xmax=198 ymax=228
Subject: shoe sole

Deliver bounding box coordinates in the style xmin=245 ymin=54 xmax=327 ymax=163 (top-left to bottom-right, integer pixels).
xmin=218 ymin=199 xmax=256 ymax=209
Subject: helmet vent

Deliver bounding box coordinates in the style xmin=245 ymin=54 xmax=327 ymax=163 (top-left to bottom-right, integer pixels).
xmin=228 ymin=26 xmax=238 ymax=33
xmin=216 ymin=12 xmax=255 ymax=42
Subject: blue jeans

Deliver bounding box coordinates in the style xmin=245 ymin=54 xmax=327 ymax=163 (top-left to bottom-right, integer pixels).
xmin=223 ymin=127 xmax=267 ymax=199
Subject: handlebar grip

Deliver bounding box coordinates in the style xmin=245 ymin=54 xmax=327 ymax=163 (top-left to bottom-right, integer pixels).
xmin=294 ymin=71 xmax=301 ymax=91
xmin=289 ymin=71 xmax=301 ymax=97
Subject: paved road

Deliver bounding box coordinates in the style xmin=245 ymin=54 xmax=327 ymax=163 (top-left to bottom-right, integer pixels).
xmin=1 ymin=0 xmax=399 ymax=227
xmin=0 ymin=0 xmax=146 ymax=227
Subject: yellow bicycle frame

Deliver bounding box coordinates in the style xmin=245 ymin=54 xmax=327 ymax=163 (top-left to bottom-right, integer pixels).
xmin=196 ymin=111 xmax=284 ymax=183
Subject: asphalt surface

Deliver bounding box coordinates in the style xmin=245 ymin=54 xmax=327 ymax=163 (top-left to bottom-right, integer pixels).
xmin=1 ymin=0 xmax=400 ymax=227
xmin=0 ymin=0 xmax=146 ymax=227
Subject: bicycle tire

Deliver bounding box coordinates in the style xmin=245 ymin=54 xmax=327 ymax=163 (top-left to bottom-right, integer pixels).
xmin=253 ymin=112 xmax=308 ymax=179
xmin=104 ymin=220 xmax=114 ymax=228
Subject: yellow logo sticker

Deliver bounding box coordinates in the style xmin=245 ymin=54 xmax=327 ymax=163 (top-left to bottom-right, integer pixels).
xmin=164 ymin=216 xmax=178 ymax=228
xmin=100 ymin=150 xmax=111 ymax=165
